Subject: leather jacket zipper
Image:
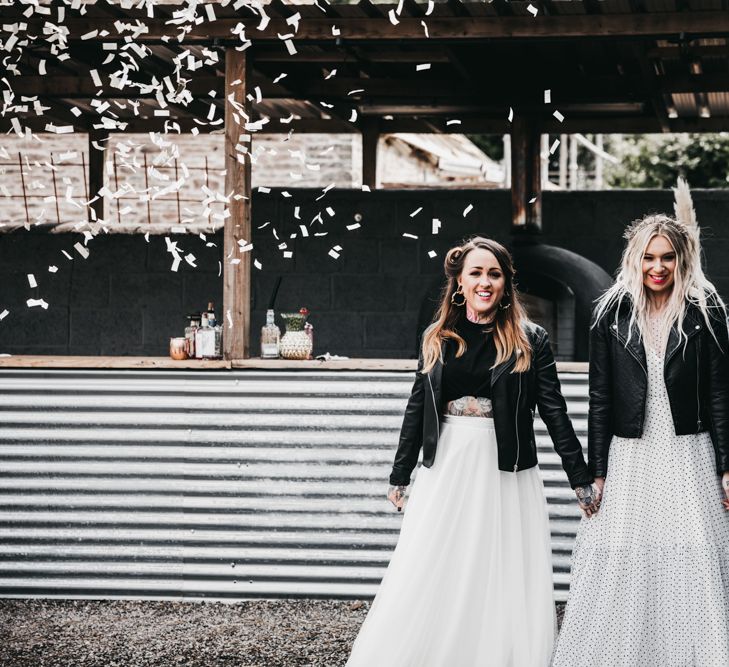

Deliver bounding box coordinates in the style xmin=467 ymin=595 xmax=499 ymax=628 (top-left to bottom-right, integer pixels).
xmin=611 ymin=326 xmax=647 ymax=376
xmin=696 ymin=343 xmax=702 ymax=431
xmin=514 ymin=374 xmax=521 ymax=472
xmin=427 ymin=374 xmax=440 ymax=433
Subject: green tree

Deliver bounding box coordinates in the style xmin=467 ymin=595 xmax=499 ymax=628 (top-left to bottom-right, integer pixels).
xmin=606 ymin=133 xmax=729 ymax=189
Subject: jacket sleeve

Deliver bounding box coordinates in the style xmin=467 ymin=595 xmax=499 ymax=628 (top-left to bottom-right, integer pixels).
xmin=587 ymin=318 xmax=613 ymax=478
xmin=534 ymin=329 xmax=592 ymax=489
xmin=707 ymin=310 xmax=729 ymax=474
xmin=389 ymin=349 xmax=426 ymax=486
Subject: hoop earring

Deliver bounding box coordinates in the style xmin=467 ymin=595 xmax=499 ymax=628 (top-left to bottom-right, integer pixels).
xmin=499 ymin=291 xmax=511 ymax=310
xmin=451 ymin=285 xmax=466 ymax=307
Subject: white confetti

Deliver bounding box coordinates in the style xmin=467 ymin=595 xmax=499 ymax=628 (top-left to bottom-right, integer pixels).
xmin=38 ymin=59 xmax=46 ymax=75
xmin=403 ymin=233 xmax=418 ymax=240
xmin=432 ymin=218 xmax=441 ymax=234
xmin=0 ymin=310 xmax=8 ymax=321
xmin=426 ymin=0 xmax=435 ymax=14
xmin=299 ymin=225 xmax=309 ymax=237
xmin=529 ymin=197 xmax=538 ymax=204
xmin=346 ymin=223 xmax=361 ymax=231
xmin=463 ymin=204 xmax=474 ymax=217
xmin=325 ymin=69 xmax=337 ymax=80
xmin=362 ymin=185 xmax=371 ymax=192
xmin=428 ymin=250 xmax=437 ymax=259
xmin=48 ymin=266 xmax=58 ymax=273
xmin=416 ymin=63 xmax=431 ymax=72
xmin=349 ymin=109 xmax=358 ymax=122
xmin=61 ymin=250 xmax=73 ymax=261
xmin=527 ymin=3 xmax=538 ymax=16
xmin=284 ymin=39 xmax=297 ymax=56
xmin=388 ymin=9 xmax=400 ymax=25
xmin=273 ymin=73 xmax=287 ymax=84
xmin=171 ymin=256 xmax=181 ymax=272
xmin=90 ymin=69 xmax=102 ymax=87
xmin=283 ymin=251 xmax=293 ymax=259
xmin=328 ymin=248 xmax=340 ymax=259
xmin=553 ymin=110 xmax=565 ymax=122
xmin=73 ymin=243 xmax=89 ymax=259
xmin=254 ymin=259 xmax=262 ymax=270
xmin=421 ymin=20 xmax=429 ymax=38
xmin=27 ymin=274 xmax=37 ymax=288
xmin=332 ymin=25 xmax=340 ymax=36
xmin=26 ymin=299 xmax=49 ymax=310
xmin=508 ymin=107 xmax=514 ymax=122
xmin=446 ymin=119 xmax=461 ymax=126
xmin=549 ymin=138 xmax=560 ymax=154
xmin=410 ymin=207 xmax=423 ymax=218
xmin=544 ymin=89 xmax=551 ymax=104
xmin=226 ymin=309 xmax=233 ymax=329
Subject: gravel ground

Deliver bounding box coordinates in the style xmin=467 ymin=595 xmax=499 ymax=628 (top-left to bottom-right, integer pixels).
xmin=0 ymin=599 xmax=566 ymax=667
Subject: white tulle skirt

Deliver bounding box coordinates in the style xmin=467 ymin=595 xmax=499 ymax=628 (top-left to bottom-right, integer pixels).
xmin=346 ymin=415 xmax=556 ymax=667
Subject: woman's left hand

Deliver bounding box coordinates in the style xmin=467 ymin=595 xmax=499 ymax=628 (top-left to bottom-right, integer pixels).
xmin=722 ymin=472 xmax=729 ymax=511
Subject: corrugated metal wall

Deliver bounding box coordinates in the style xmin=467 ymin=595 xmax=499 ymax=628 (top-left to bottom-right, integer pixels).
xmin=0 ymin=368 xmax=587 ymax=601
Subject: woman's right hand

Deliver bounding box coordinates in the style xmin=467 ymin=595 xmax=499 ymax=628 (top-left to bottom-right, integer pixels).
xmin=387 ymin=485 xmax=407 ymax=512
xmin=575 ymin=481 xmax=602 ymax=518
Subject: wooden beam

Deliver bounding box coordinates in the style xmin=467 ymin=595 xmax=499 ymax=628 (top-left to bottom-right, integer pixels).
xmin=223 ymin=48 xmax=252 ymax=361
xmin=88 ymin=130 xmax=107 ymax=223
xmin=510 ymin=115 xmax=541 ymax=230
xmin=361 ymin=118 xmax=379 ymax=189
xmin=24 ymin=12 xmax=729 ymax=42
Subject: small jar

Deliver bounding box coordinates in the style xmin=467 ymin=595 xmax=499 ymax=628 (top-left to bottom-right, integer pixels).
xmin=169 ymin=337 xmax=188 ymax=360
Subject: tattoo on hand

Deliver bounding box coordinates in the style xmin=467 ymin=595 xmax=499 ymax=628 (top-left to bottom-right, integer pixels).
xmin=576 ymin=484 xmax=595 ymax=508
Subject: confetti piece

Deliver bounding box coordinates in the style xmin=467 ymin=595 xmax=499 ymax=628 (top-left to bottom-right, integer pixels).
xmin=73 ymin=243 xmax=89 ymax=259
xmin=226 ymin=309 xmax=233 ymax=329
xmin=428 ymin=250 xmax=437 ymax=258
xmin=388 ymin=9 xmax=400 ymax=25
xmin=463 ymin=204 xmax=474 ymax=217
xmin=553 ymin=110 xmax=565 ymax=122
xmin=171 ymin=256 xmax=181 ymax=272
xmin=403 ymin=233 xmax=418 ymax=240
xmin=0 ymin=310 xmax=8 ymax=321
xmin=26 ymin=299 xmax=49 ymax=310
xmin=89 ymin=69 xmax=102 ymax=87
xmin=332 ymin=25 xmax=341 ymax=36
xmin=421 ymin=20 xmax=429 ymax=38
xmin=27 ymin=274 xmax=37 ymax=288
xmin=61 ymin=250 xmax=73 ymax=261
xmin=349 ymin=109 xmax=358 ymax=122
xmin=410 ymin=207 xmax=423 ymax=218
xmin=362 ymin=185 xmax=371 ymax=192
xmin=48 ymin=266 xmax=58 ymax=273
xmin=273 ymin=73 xmax=287 ymax=84
xmin=544 ymin=89 xmax=551 ymax=104
xmin=527 ymin=4 xmax=538 ymax=16
xmin=529 ymin=196 xmax=538 ymax=204
xmin=446 ymin=119 xmax=461 ymax=126
xmin=284 ymin=40 xmax=297 ymax=56
xmin=325 ymin=69 xmax=337 ymax=80
xmin=283 ymin=251 xmax=293 ymax=259
xmin=254 ymin=259 xmax=262 ymax=270
xmin=347 ymin=223 xmax=361 ymax=231
xmin=432 ymin=218 xmax=441 ymax=234
xmin=426 ymin=0 xmax=435 ymax=14
xmin=508 ymin=107 xmax=514 ymax=123
xmin=549 ymin=139 xmax=560 ymax=154
xmin=328 ymin=248 xmax=340 ymax=259
xmin=416 ymin=63 xmax=431 ymax=72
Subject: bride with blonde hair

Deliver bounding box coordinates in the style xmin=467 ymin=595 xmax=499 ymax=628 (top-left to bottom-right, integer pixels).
xmin=552 ymin=180 xmax=729 ymax=666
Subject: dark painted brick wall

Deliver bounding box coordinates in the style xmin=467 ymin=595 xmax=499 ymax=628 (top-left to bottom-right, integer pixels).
xmin=2 ymin=189 xmax=728 ymax=359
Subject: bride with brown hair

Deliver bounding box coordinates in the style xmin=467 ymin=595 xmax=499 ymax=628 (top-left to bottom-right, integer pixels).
xmin=346 ymin=236 xmax=599 ymax=667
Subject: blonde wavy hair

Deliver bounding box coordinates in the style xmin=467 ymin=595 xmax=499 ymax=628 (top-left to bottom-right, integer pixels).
xmin=421 ymin=236 xmax=532 ymax=374
xmin=593 ymin=180 xmax=727 ymax=351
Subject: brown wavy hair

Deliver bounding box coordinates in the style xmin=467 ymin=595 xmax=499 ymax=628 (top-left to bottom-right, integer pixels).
xmin=421 ymin=236 xmax=532 ymax=374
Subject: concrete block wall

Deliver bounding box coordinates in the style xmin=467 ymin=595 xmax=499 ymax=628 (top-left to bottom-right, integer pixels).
xmin=2 ymin=189 xmax=728 ymax=359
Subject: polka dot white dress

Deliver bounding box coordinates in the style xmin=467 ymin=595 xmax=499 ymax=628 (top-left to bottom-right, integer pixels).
xmin=552 ymin=315 xmax=729 ymax=667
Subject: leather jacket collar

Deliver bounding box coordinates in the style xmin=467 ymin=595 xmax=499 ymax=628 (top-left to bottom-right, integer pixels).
xmin=610 ymin=302 xmax=704 ymax=372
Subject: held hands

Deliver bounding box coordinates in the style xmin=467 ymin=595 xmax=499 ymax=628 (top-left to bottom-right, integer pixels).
xmin=575 ymin=479 xmax=603 ymax=518
xmin=387 ymin=485 xmax=408 ymax=512
xmin=722 ymin=472 xmax=729 ymax=512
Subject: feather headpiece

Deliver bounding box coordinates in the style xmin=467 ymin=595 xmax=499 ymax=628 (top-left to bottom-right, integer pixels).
xmin=673 ymin=176 xmax=698 ymax=231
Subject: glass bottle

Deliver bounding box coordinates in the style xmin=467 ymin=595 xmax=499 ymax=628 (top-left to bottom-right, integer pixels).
xmin=260 ymin=309 xmax=280 ymax=359
xmin=207 ymin=301 xmax=216 ymax=328
xmin=185 ymin=314 xmax=200 ymax=358
xmin=195 ymin=312 xmax=212 ymax=359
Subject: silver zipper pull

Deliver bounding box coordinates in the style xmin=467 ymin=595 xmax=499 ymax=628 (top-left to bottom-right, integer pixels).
xmin=513 ymin=464 xmax=518 ymax=472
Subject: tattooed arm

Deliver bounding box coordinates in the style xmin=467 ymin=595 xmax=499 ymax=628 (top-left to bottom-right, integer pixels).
xmin=445 ymin=396 xmax=494 ymax=417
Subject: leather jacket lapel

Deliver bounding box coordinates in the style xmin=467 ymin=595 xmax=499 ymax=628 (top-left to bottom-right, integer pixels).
xmin=664 ymin=307 xmax=702 ymax=369
xmin=612 ymin=310 xmax=647 ymax=374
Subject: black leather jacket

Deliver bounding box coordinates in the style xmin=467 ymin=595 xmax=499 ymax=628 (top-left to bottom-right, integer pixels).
xmin=589 ymin=301 xmax=729 ymax=478
xmin=389 ymin=323 xmax=592 ymax=489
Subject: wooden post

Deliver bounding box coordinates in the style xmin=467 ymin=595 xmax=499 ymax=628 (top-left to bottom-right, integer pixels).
xmin=88 ymin=130 xmax=107 ymax=222
xmin=510 ymin=114 xmax=541 ymax=230
xmin=223 ymin=47 xmax=252 ymax=360
xmin=361 ymin=118 xmax=379 ymax=189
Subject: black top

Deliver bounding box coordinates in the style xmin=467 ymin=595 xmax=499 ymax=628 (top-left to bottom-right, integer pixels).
xmin=442 ymin=314 xmax=497 ymax=402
